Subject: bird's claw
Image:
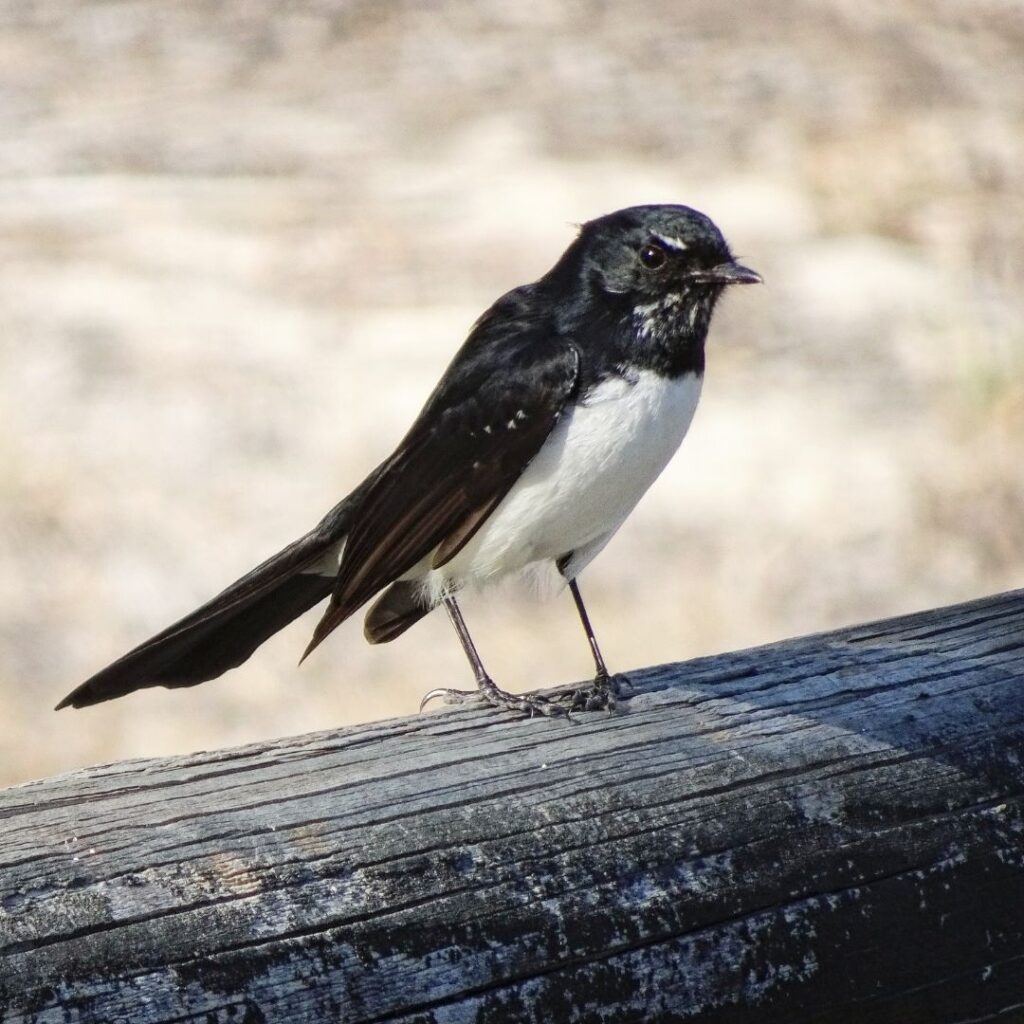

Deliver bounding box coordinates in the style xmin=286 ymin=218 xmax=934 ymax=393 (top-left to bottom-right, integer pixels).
xmin=419 ymin=686 xmax=479 ymax=712
xmin=555 ymin=671 xmax=628 ymax=713
xmin=418 ymin=679 xmax=568 ymax=719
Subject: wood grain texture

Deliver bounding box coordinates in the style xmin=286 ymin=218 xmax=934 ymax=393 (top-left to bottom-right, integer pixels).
xmin=3 ymin=589 xmax=1024 ymax=1023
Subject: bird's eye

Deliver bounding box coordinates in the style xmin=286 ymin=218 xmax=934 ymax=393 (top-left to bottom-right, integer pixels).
xmin=638 ymin=243 xmax=667 ymax=270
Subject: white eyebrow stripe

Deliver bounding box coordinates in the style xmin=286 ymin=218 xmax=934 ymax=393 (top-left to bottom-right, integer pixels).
xmin=653 ymin=233 xmax=689 ymax=251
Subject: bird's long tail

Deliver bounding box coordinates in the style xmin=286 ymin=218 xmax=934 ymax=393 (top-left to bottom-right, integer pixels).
xmin=55 ymin=486 xmax=370 ymax=710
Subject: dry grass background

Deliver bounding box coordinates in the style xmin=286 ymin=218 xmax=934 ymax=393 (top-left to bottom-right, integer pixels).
xmin=1 ymin=1 xmax=1022 ymax=787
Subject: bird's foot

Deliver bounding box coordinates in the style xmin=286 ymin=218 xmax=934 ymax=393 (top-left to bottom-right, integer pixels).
xmin=556 ymin=671 xmax=628 ymax=713
xmin=420 ymin=676 xmax=568 ymax=719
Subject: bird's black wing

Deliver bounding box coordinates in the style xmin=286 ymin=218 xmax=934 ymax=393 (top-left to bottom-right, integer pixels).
xmin=304 ymin=288 xmax=581 ymax=656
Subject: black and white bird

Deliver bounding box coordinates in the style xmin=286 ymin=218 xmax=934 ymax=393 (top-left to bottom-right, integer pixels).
xmin=57 ymin=204 xmax=760 ymax=718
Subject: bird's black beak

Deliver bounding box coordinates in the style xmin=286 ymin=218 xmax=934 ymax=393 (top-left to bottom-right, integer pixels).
xmin=692 ymin=262 xmax=762 ymax=286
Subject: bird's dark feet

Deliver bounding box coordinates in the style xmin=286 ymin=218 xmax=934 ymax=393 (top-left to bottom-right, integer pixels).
xmin=557 ymin=671 xmax=628 ymax=712
xmin=420 ymin=677 xmax=568 ymax=719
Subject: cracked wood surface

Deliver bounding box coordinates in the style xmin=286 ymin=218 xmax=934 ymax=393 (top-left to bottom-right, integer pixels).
xmin=2 ymin=589 xmax=1024 ymax=1023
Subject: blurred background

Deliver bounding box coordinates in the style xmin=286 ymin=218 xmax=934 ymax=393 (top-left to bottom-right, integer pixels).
xmin=1 ymin=1 xmax=1022 ymax=787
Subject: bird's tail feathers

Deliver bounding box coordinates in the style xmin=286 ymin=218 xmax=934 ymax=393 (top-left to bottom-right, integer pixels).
xmin=56 ymin=531 xmax=341 ymax=710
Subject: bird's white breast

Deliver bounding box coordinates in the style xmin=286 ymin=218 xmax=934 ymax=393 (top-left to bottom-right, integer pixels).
xmin=431 ymin=369 xmax=703 ymax=596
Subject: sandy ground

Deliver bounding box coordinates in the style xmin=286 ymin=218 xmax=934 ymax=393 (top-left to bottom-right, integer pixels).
xmin=1 ymin=1 xmax=1022 ymax=787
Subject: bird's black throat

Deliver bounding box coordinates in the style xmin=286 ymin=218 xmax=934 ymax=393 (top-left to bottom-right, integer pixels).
xmin=561 ymin=282 xmax=719 ymax=391
xmin=630 ymin=288 xmax=720 ymax=378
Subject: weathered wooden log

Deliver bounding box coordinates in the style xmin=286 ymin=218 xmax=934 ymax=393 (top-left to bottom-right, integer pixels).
xmin=2 ymin=589 xmax=1024 ymax=1023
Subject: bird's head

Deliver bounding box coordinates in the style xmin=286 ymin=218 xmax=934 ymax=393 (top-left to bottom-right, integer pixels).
xmin=577 ymin=204 xmax=761 ymax=304
xmin=543 ymin=204 xmax=762 ymax=374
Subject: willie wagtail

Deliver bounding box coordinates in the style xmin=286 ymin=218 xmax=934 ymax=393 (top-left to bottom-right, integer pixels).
xmin=57 ymin=204 xmax=760 ymax=718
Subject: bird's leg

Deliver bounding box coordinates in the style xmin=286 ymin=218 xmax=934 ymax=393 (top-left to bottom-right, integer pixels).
xmin=570 ymin=578 xmax=610 ymax=681
xmin=419 ymin=596 xmax=566 ymax=718
xmin=561 ymin=578 xmax=623 ymax=711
